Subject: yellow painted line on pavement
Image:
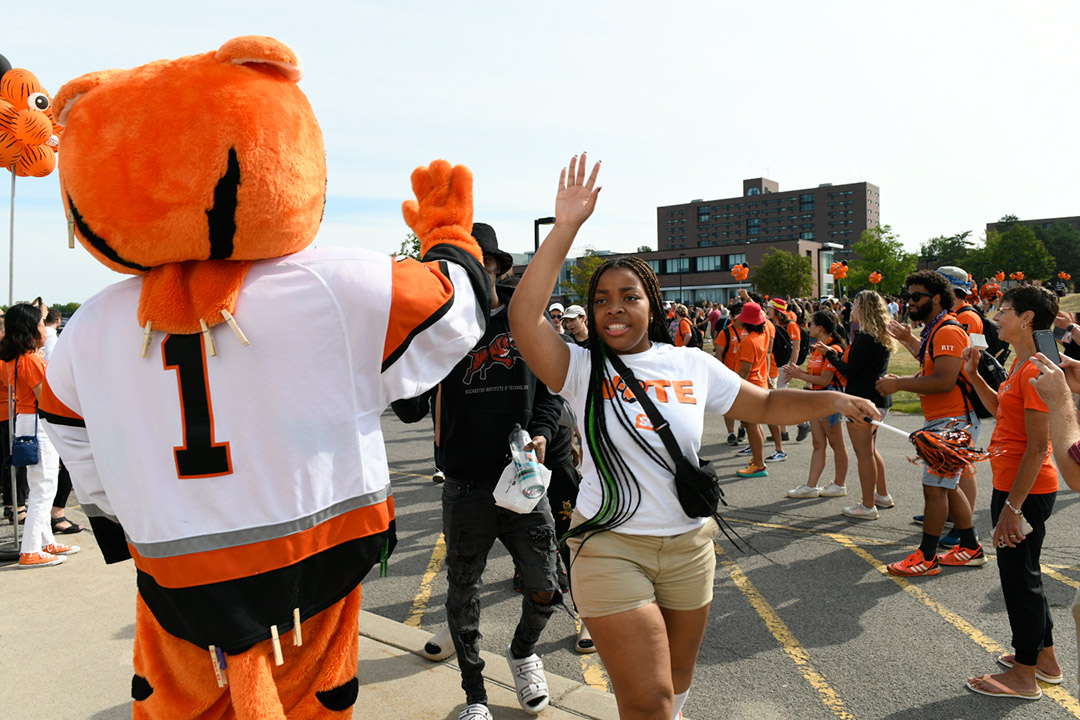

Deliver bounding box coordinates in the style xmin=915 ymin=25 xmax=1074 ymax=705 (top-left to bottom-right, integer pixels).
xmin=1043 ymin=565 xmax=1080 ymax=590
xmin=405 ymin=533 xmax=446 ymax=628
xmin=828 ymin=533 xmax=1080 ymax=717
xmin=573 ymin=618 xmax=610 ymax=692
xmin=716 ymin=546 xmax=859 ymax=720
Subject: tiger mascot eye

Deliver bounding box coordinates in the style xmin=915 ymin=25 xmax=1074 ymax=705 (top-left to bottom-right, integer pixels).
xmin=40 ymin=36 xmax=490 ymax=719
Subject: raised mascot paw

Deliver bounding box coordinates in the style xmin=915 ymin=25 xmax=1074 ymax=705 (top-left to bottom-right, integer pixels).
xmin=401 ymin=160 xmax=474 ymax=253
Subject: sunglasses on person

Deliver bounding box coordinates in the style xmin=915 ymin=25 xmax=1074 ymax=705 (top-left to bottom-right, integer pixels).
xmin=903 ymin=291 xmax=933 ymax=302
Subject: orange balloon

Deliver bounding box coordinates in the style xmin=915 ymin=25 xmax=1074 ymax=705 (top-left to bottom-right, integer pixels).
xmin=0 ymin=68 xmax=61 ymax=177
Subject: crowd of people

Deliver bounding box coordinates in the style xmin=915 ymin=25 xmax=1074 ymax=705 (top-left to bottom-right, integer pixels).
xmin=390 ymin=158 xmax=1080 ymax=717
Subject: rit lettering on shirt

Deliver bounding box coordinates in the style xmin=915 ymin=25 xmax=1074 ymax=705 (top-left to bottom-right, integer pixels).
xmin=602 ymin=374 xmax=696 ymax=431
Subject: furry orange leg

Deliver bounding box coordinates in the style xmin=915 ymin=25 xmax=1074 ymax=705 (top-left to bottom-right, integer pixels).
xmin=133 ymin=586 xmax=362 ymax=720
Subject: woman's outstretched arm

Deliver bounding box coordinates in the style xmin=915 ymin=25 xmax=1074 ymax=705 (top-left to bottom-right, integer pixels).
xmin=508 ymin=153 xmax=601 ymax=392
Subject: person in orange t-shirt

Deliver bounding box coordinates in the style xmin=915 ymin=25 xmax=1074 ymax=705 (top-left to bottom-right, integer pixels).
xmin=961 ymin=284 xmax=1062 ymax=699
xmin=876 ymin=270 xmax=979 ymax=578
xmin=734 ymin=302 xmax=769 ymax=477
xmin=0 ymin=303 xmax=78 ymax=567
xmin=782 ymin=309 xmax=849 ymax=500
xmin=714 ymin=311 xmax=743 ymax=445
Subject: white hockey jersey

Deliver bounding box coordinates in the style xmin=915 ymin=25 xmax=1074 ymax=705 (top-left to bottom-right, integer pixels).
xmin=41 ymin=245 xmax=485 ymax=651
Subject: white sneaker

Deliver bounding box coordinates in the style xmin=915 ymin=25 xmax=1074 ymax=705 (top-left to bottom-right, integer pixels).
xmin=787 ymin=484 xmax=820 ymax=498
xmin=843 ymin=503 xmax=880 ymax=520
xmin=874 ymin=493 xmax=895 ymax=508
xmin=506 ymin=646 xmax=549 ymax=714
xmin=819 ymin=483 xmax=847 ymax=497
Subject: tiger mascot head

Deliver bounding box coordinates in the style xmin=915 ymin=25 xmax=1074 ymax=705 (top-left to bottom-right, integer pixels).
xmin=53 ymin=36 xmax=326 ymax=335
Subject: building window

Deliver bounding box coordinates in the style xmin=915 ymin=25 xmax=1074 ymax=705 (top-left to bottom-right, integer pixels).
xmin=746 ymin=218 xmax=760 ymax=235
xmin=746 ymin=187 xmax=761 ymax=196
xmin=800 ymin=231 xmax=815 ymax=240
xmin=665 ymin=257 xmax=690 ymax=274
xmin=647 ymin=260 xmax=660 ymax=274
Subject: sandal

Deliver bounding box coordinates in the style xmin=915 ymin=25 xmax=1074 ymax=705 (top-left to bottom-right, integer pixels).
xmin=505 ymin=645 xmax=549 ymax=714
xmin=4 ymin=506 xmax=26 ymax=525
xmin=51 ymin=516 xmax=84 ymax=534
xmin=576 ymin=624 xmax=596 ymax=654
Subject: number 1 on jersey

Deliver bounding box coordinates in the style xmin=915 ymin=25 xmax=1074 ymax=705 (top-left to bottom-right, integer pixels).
xmin=163 ymin=334 xmax=233 ymax=478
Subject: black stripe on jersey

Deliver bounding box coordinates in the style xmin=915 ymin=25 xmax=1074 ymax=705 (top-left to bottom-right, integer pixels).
xmin=89 ymin=515 xmax=132 ymax=564
xmin=380 ymin=244 xmax=492 ymax=373
xmin=136 ymin=523 xmax=396 ymax=655
xmin=39 ymin=408 xmax=86 ymax=427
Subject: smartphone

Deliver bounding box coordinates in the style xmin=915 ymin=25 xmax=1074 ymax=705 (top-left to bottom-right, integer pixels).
xmin=1033 ymin=329 xmax=1062 ymax=365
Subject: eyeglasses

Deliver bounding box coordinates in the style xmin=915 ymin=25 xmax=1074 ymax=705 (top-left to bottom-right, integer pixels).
xmin=997 ymin=306 xmax=1014 ymax=314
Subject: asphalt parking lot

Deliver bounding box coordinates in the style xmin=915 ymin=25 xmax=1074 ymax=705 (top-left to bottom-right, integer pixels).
xmin=369 ymin=408 xmax=1080 ymax=720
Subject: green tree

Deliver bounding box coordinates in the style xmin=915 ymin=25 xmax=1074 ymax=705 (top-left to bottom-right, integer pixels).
xmin=560 ymin=249 xmax=609 ymax=303
xmin=1034 ymin=222 xmax=1080 ymax=284
xmin=50 ymin=302 xmax=81 ymax=317
xmin=918 ymin=230 xmax=974 ymax=269
xmin=848 ymin=224 xmax=917 ymax=296
xmin=749 ymin=248 xmax=814 ymax=298
xmin=636 ymin=245 xmax=653 ymax=253
xmin=393 ymin=232 xmax=421 ymax=260
xmin=984 ymin=225 xmax=1055 ymax=281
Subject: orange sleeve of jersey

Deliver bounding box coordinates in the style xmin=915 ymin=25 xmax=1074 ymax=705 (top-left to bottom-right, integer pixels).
xmin=40 ymin=378 xmax=85 ymax=427
xmin=384 ymin=257 xmax=476 ymax=366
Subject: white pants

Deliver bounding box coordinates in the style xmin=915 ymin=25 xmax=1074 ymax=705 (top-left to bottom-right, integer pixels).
xmin=15 ymin=414 xmax=59 ymax=556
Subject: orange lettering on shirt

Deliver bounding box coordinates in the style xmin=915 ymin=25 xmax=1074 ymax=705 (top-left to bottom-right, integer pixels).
xmin=635 ymin=414 xmax=655 ymax=431
xmin=673 ymin=381 xmax=696 ymax=404
xmin=647 ymin=379 xmax=671 ymax=402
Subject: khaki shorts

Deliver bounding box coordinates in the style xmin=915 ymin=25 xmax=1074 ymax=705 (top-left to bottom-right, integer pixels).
xmin=566 ymin=511 xmax=718 ymax=618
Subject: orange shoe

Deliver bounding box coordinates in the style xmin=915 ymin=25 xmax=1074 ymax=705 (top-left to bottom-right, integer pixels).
xmin=736 ymin=463 xmax=768 ymax=478
xmin=18 ymin=551 xmax=65 ymax=568
xmin=887 ymin=548 xmax=940 ymax=577
xmin=42 ymin=543 xmax=81 ymax=556
xmin=939 ymin=544 xmax=987 ymax=567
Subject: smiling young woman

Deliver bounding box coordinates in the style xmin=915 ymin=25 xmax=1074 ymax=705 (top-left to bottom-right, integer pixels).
xmin=508 ymin=154 xmax=879 ymax=720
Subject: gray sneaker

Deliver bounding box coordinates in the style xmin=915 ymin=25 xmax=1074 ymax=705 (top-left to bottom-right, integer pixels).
xmin=765 ymin=451 xmax=788 ymax=462
xmin=795 ymin=422 xmax=811 ymax=442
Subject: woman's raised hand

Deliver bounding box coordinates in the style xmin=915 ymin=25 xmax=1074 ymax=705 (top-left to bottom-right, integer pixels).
xmin=555 ymin=153 xmax=601 ymax=230
xmin=1030 ymin=353 xmax=1080 ymax=401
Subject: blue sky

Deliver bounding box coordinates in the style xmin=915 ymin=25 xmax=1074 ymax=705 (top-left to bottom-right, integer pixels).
xmin=2 ymin=0 xmax=1078 ymax=303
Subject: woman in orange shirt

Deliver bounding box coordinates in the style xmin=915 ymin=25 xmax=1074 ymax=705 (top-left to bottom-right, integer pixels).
xmin=781 ymin=310 xmax=849 ymax=499
xmin=0 ymin=304 xmax=79 ymax=568
xmin=734 ymin=302 xmax=769 ymax=477
xmin=963 ymin=286 xmax=1061 ymax=700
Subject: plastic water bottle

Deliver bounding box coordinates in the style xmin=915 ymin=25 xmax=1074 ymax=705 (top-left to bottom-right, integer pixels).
xmin=509 ymin=424 xmax=546 ymax=499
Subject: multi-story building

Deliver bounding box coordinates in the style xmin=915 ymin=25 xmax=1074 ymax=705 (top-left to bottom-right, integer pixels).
xmin=659 ymin=178 xmax=880 ymax=252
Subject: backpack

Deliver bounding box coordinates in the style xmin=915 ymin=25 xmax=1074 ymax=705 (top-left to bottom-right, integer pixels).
xmin=795 ymin=320 xmax=810 ymax=365
xmin=928 ymin=318 xmax=1002 ymax=420
xmin=687 ymin=322 xmax=704 ymax=349
xmin=716 ymin=323 xmax=735 ymax=362
xmin=770 ymin=320 xmax=792 ymax=366
xmin=955 ymin=303 xmax=1009 ymax=363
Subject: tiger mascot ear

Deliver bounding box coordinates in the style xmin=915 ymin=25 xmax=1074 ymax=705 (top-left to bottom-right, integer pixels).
xmin=215 ymin=36 xmax=303 ymax=82
xmin=53 ymin=70 xmax=121 ymax=126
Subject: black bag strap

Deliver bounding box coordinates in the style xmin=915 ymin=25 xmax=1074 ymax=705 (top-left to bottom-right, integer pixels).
xmin=605 ymin=352 xmax=685 ymax=469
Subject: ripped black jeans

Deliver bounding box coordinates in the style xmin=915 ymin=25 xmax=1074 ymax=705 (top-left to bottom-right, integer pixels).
xmin=442 ymin=476 xmax=561 ymax=705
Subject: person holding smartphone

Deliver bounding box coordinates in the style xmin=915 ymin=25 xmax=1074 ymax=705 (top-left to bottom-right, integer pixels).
xmin=961 ymin=285 xmax=1062 ymax=700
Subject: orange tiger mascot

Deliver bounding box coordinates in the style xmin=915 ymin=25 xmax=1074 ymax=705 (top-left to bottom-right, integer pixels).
xmin=40 ymin=36 xmax=490 ymax=719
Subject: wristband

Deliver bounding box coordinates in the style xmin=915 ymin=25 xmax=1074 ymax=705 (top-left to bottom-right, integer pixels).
xmin=1004 ymin=499 xmax=1023 ymax=515
xmin=1069 ymin=440 xmax=1080 ymax=468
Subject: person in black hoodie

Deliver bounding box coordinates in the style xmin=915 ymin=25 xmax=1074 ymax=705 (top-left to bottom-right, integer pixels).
xmin=433 ymin=222 xmax=563 ymax=720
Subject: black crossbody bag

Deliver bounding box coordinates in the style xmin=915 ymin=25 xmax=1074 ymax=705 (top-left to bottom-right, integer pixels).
xmin=606 ymin=353 xmax=724 ymax=518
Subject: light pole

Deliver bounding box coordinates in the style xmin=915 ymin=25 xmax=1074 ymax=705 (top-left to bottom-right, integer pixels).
xmin=534 ymin=216 xmax=556 ymax=253
xmin=679 ymin=253 xmax=687 ymax=304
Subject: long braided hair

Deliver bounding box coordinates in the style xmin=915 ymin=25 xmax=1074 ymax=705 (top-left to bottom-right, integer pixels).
xmin=564 ymin=257 xmax=673 ymax=540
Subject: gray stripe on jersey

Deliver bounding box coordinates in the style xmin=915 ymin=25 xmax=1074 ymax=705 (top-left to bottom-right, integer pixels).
xmin=81 ymin=503 xmax=121 ymax=524
xmin=128 ymin=485 xmax=392 ymax=559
